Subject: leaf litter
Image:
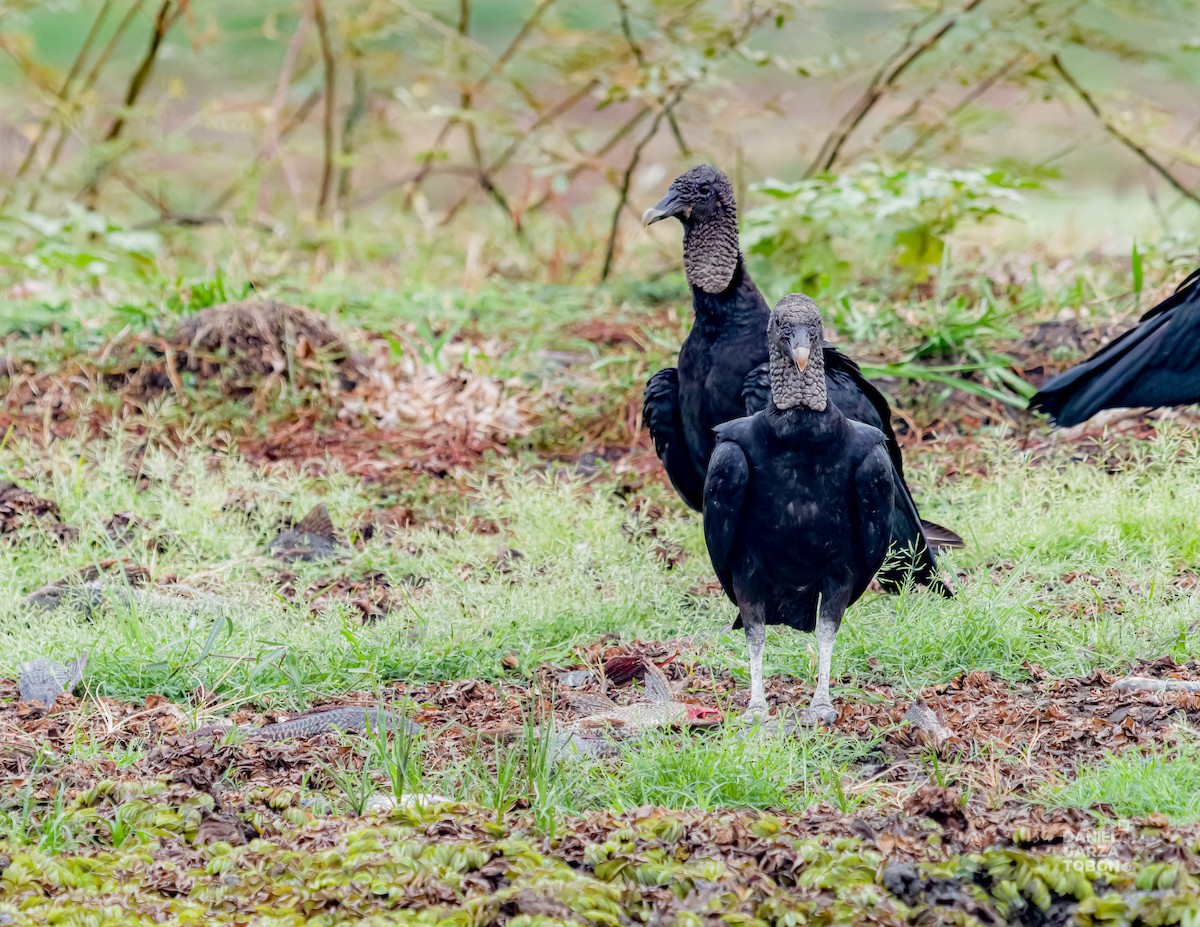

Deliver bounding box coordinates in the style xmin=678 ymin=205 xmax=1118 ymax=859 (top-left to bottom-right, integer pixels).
xmin=6 ymin=286 xmax=1200 ymax=921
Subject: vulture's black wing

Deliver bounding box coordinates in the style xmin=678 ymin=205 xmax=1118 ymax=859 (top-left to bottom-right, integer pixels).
xmin=824 ymin=346 xmax=892 ymax=458
xmin=826 ymin=347 xmax=963 ymax=553
xmin=877 ymin=465 xmax=951 ymax=597
xmin=1031 ymin=269 xmax=1200 ymax=427
xmin=740 ymin=362 xmax=771 ymax=416
xmin=703 ymin=430 xmax=751 ymax=606
xmin=644 ymin=367 xmax=705 ymax=511
xmin=848 ymin=430 xmax=895 ymax=603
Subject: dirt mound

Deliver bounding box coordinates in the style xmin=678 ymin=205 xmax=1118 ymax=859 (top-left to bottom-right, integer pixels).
xmin=171 ymin=299 xmax=362 ymax=392
xmin=100 ymin=300 xmax=363 ymax=403
xmin=174 ymin=298 xmax=357 ymax=381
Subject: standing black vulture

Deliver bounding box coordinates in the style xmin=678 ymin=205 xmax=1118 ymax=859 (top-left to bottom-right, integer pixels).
xmin=704 ymin=295 xmax=897 ymax=725
xmin=1030 ymin=268 xmax=1200 ymax=427
xmin=642 ymin=164 xmax=960 ymax=593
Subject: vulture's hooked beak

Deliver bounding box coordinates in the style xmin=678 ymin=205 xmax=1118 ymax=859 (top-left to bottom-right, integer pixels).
xmin=784 ymin=330 xmax=811 ymax=374
xmin=642 ymin=189 xmax=688 ymax=227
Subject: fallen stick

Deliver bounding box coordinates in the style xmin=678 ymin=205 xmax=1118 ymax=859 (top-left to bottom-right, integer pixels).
xmin=1113 ymin=676 xmax=1200 ymax=693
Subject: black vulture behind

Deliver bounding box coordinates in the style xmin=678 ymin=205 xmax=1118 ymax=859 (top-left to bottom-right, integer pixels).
xmin=1030 ymin=268 xmax=1200 ymax=427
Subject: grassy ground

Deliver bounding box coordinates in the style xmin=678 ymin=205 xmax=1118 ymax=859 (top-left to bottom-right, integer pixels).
xmin=3 ymin=201 xmax=1200 ymax=921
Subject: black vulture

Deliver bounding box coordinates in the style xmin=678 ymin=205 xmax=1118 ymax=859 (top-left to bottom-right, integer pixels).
xmin=704 ymin=295 xmax=898 ymax=725
xmin=1030 ymin=268 xmax=1200 ymax=427
xmin=642 ymin=164 xmax=960 ymax=593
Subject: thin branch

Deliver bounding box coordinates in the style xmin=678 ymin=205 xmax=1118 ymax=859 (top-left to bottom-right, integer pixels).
xmin=347 ymin=164 xmax=495 ymax=208
xmin=111 ymin=167 xmax=171 ymax=215
xmin=99 ymin=0 xmax=180 ymax=146
xmin=806 ymin=0 xmax=986 ymax=177
xmin=4 ymin=0 xmax=112 ymax=206
xmin=83 ymin=0 xmax=183 ymax=201
xmin=896 ymin=52 xmax=1026 ymax=161
xmin=310 ymin=0 xmax=337 ymax=219
xmin=257 ymin=13 xmax=312 ymax=216
xmin=615 ymin=0 xmax=686 ymax=155
xmin=599 ymin=6 xmax=772 ymax=278
xmin=437 ymin=79 xmax=598 ymax=226
xmin=616 ymin=0 xmax=646 ymax=68
xmin=336 ymin=54 xmax=368 ymax=212
xmin=399 ymin=0 xmax=557 ymax=206
xmin=487 ymin=80 xmax=600 ymax=172
xmin=28 ymin=0 xmax=148 ymax=209
xmin=1051 ymin=53 xmax=1200 ymax=208
xmin=453 ymin=0 xmax=518 ymax=231
xmin=601 ymin=86 xmax=688 ymax=281
xmin=208 ymin=89 xmax=322 ymax=214
xmin=525 ymin=104 xmax=652 ymax=215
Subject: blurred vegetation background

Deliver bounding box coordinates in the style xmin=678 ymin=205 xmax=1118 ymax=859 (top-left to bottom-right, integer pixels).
xmin=0 ymin=0 xmax=1196 ymax=303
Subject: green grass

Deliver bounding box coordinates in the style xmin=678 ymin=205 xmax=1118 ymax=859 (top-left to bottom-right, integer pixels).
xmin=579 ymin=725 xmax=870 ymax=813
xmin=1041 ymin=742 xmax=1200 ymax=824
xmin=6 ymin=421 xmax=1200 ymax=704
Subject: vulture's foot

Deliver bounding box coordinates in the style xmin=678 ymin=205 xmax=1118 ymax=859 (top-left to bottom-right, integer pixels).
xmin=736 ymin=702 xmax=770 ymax=734
xmin=797 ymin=701 xmax=837 ymax=727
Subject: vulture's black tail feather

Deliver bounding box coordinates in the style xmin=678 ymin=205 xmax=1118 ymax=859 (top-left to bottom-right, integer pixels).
xmin=1030 ymin=268 xmax=1200 ymax=427
xmin=878 ymin=470 xmax=954 ymax=598
xmin=920 ymin=520 xmax=964 ymax=552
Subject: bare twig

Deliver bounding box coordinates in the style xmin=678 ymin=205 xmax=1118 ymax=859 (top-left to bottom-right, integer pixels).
xmin=99 ymin=1 xmax=180 ymax=147
xmin=615 ymin=0 xmax=687 ymax=156
xmin=82 ymin=0 xmax=183 ymax=201
xmin=1051 ymin=53 xmax=1200 ymax=208
xmin=209 ymin=89 xmax=321 ymax=214
xmin=895 ymin=53 xmax=1026 ymax=161
xmin=525 ymin=105 xmax=652 ymax=214
xmin=806 ymin=0 xmax=987 ymax=177
xmin=3 ymin=0 xmax=112 ymax=208
xmin=616 ymin=0 xmax=646 ymax=68
xmin=336 ymin=55 xmax=368 ymax=212
xmin=399 ymin=0 xmax=557 ymax=206
xmin=601 ymin=86 xmax=689 ymax=281
xmin=29 ymin=0 xmax=148 ymax=209
xmin=436 ymin=79 xmax=598 ymax=225
xmin=258 ymin=14 xmax=312 ymax=216
xmin=348 ymin=164 xmax=495 ymax=208
xmin=599 ymin=6 xmax=772 ymax=278
xmin=310 ymin=0 xmax=337 ymax=219
xmin=453 ymin=0 xmax=519 ymax=230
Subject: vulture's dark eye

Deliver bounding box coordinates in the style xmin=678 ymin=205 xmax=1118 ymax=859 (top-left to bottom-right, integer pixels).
xmin=699 ymin=183 xmax=712 ymax=196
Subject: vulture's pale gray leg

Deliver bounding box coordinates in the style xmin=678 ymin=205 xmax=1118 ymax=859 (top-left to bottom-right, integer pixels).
xmin=800 ymin=597 xmax=842 ymax=726
xmin=742 ymin=604 xmax=768 ymax=723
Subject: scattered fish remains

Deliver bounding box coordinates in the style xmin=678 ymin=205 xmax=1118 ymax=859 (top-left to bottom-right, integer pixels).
xmin=232 ymin=705 xmax=421 ymax=741
xmin=18 ymin=652 xmax=88 ymax=711
xmin=553 ymin=661 xmax=722 ymax=759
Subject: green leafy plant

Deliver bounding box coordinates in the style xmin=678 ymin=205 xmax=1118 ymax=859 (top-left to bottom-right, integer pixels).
xmin=743 ymin=163 xmax=1032 ymax=291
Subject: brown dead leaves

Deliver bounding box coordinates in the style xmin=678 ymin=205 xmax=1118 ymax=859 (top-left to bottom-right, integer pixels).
xmin=0 ymin=481 xmax=78 ymax=544
xmin=275 ymin=569 xmax=419 ymax=624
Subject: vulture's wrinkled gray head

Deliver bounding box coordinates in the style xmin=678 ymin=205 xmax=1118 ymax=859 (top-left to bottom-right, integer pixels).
xmin=642 ymin=164 xmax=739 ymax=295
xmin=768 ymin=295 xmax=827 ymax=412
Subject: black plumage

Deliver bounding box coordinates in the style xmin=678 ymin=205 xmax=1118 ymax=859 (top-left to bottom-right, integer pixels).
xmin=642 ymin=165 xmax=961 ymax=589
xmin=704 ymin=295 xmax=895 ymax=725
xmin=1030 ymin=268 xmax=1200 ymax=427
